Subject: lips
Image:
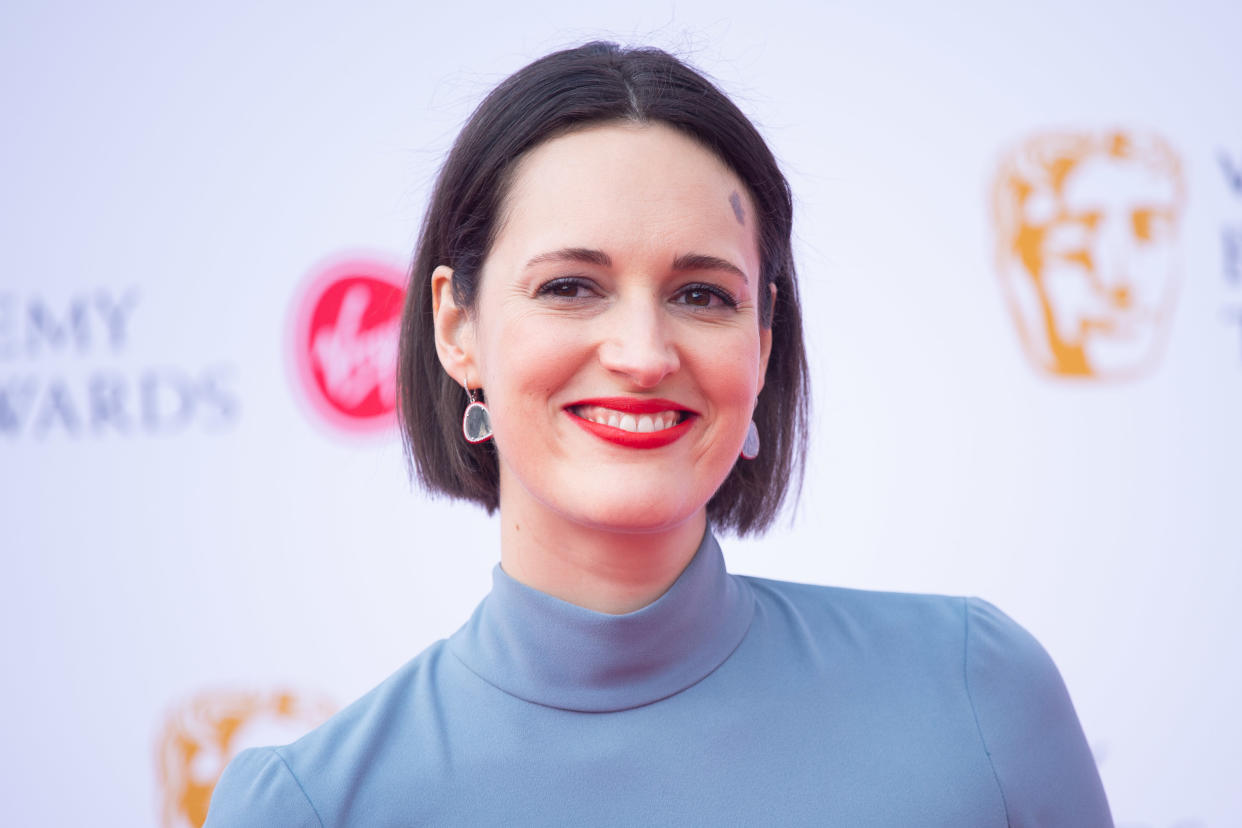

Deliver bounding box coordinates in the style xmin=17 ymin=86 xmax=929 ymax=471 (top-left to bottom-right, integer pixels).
xmin=565 ymin=397 xmax=697 ymax=449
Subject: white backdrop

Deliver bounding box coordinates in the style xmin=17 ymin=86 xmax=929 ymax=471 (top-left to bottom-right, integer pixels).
xmin=2 ymin=2 xmax=1240 ymax=826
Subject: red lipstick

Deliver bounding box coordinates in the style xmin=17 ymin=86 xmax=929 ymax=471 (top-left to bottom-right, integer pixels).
xmin=564 ymin=397 xmax=697 ymax=449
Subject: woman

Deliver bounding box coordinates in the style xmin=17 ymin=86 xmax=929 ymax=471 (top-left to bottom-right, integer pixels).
xmin=207 ymin=42 xmax=1113 ymax=826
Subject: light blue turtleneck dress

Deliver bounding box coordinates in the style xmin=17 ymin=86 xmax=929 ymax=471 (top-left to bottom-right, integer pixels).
xmin=205 ymin=533 xmax=1113 ymax=827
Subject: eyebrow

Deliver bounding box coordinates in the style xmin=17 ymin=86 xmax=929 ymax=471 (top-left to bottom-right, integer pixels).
xmin=672 ymin=252 xmax=748 ymax=285
xmin=524 ymin=248 xmax=613 ymax=269
xmin=524 ymin=248 xmax=748 ymax=284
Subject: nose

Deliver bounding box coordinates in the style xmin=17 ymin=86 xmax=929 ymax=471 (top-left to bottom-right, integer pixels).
xmin=597 ymin=299 xmax=680 ymax=388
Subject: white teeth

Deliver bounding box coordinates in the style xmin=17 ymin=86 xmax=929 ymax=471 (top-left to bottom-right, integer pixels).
xmin=576 ymin=405 xmax=682 ymax=433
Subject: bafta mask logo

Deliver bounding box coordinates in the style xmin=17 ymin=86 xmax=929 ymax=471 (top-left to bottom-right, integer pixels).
xmin=992 ymin=131 xmax=1186 ymax=380
xmin=291 ymin=257 xmax=406 ymax=433
xmin=155 ymin=688 xmax=334 ymax=828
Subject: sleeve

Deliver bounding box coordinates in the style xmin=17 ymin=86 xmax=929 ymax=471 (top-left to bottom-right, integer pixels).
xmin=964 ymin=597 xmax=1114 ymax=828
xmin=203 ymin=747 xmax=325 ymax=828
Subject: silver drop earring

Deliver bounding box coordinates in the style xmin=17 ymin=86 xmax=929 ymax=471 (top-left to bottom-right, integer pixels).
xmin=741 ymin=420 xmax=760 ymax=460
xmin=462 ymin=386 xmax=493 ymax=444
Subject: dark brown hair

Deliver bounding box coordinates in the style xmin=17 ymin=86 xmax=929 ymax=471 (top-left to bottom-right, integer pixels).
xmin=396 ymin=41 xmax=809 ymax=535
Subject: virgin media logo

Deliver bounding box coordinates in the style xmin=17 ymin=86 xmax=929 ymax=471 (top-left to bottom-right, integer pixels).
xmin=290 ymin=258 xmax=406 ymax=434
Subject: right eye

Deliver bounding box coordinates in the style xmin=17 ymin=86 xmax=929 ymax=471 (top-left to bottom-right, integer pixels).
xmin=537 ymin=277 xmax=594 ymax=299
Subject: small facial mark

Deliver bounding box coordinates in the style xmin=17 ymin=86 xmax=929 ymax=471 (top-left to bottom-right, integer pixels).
xmin=729 ymin=191 xmax=746 ymax=226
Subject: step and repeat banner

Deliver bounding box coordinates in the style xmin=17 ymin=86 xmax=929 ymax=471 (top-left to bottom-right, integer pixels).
xmin=2 ymin=2 xmax=1239 ymax=826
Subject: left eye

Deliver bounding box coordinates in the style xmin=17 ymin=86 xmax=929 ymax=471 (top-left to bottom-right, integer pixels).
xmin=675 ymin=285 xmax=733 ymax=308
xmin=547 ymin=282 xmax=584 ymax=298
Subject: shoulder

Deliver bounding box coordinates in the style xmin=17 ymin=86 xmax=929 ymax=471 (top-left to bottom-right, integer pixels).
xmin=962 ymin=596 xmax=1062 ymax=705
xmin=205 ymin=640 xmax=456 ymax=827
xmin=204 ymin=747 xmax=322 ymax=828
xmin=961 ymin=598 xmax=1114 ymax=825
xmin=740 ymin=578 xmax=1113 ymax=824
xmin=743 ymin=574 xmax=1066 ymax=700
xmin=742 ymin=575 xmax=1053 ymax=657
xmin=735 ymin=575 xmax=984 ymax=696
xmin=960 ymin=596 xmax=1093 ymax=753
xmin=743 ymin=573 xmax=965 ymax=619
xmin=741 ymin=574 xmax=972 ymax=656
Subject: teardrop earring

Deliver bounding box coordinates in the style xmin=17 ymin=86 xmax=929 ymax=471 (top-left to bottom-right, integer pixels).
xmin=462 ymin=386 xmax=493 ymax=444
xmin=740 ymin=420 xmax=760 ymax=460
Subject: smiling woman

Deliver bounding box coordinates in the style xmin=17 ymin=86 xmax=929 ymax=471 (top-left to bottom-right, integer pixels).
xmin=431 ymin=122 xmax=774 ymax=610
xmin=401 ymin=45 xmax=807 ymax=545
xmin=205 ymin=42 xmax=1113 ymax=827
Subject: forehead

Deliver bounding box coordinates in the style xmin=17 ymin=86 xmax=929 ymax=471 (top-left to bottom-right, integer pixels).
xmin=493 ymin=122 xmax=756 ymax=262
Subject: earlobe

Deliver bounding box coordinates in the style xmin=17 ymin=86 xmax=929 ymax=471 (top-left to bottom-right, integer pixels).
xmin=431 ymin=265 xmax=477 ymax=386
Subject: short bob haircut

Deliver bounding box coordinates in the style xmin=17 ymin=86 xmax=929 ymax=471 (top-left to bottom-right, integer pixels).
xmin=397 ymin=41 xmax=809 ymax=535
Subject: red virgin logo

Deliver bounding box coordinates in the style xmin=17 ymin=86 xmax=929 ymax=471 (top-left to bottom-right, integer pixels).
xmin=290 ymin=258 xmax=406 ymax=434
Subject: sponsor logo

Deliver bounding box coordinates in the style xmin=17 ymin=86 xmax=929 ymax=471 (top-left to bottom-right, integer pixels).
xmin=0 ymin=287 xmax=238 ymax=438
xmin=155 ymin=688 xmax=334 ymax=828
xmin=290 ymin=258 xmax=406 ymax=434
xmin=992 ymin=130 xmax=1186 ymax=380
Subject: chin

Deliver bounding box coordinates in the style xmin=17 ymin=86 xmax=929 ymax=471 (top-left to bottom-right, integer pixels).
xmin=566 ymin=493 xmax=698 ymax=535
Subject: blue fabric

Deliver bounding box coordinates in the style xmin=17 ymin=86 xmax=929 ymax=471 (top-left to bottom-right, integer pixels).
xmin=206 ymin=532 xmax=1113 ymax=827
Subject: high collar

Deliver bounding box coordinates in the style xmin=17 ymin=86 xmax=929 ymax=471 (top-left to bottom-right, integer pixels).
xmin=447 ymin=530 xmax=755 ymax=713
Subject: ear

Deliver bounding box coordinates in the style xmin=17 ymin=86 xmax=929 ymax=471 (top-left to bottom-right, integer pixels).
xmin=757 ymin=282 xmax=776 ymax=393
xmin=431 ymin=265 xmax=478 ymax=387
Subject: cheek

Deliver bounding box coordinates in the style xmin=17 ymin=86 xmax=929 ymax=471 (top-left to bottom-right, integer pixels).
xmin=477 ymin=314 xmax=582 ymax=422
xmin=690 ymin=328 xmax=764 ymax=407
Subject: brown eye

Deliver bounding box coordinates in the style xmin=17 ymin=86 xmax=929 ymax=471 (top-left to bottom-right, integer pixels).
xmin=683 ymin=288 xmax=712 ymax=307
xmin=538 ymin=278 xmax=592 ymax=299
xmin=675 ymin=283 xmax=736 ymax=309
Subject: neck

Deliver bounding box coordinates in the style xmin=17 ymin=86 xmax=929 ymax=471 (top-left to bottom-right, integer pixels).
xmin=498 ymin=505 xmax=708 ymax=616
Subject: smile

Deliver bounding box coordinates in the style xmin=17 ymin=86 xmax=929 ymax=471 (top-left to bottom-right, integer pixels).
xmin=565 ymin=398 xmax=697 ymax=449
xmin=573 ymin=405 xmax=682 ymax=433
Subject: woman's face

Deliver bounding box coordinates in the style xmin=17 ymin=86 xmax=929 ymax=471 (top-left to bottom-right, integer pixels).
xmin=444 ymin=122 xmax=771 ymax=536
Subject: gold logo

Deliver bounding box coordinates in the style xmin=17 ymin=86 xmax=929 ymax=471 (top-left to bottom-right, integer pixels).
xmin=155 ymin=689 xmax=334 ymax=828
xmin=993 ymin=130 xmax=1186 ymax=379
